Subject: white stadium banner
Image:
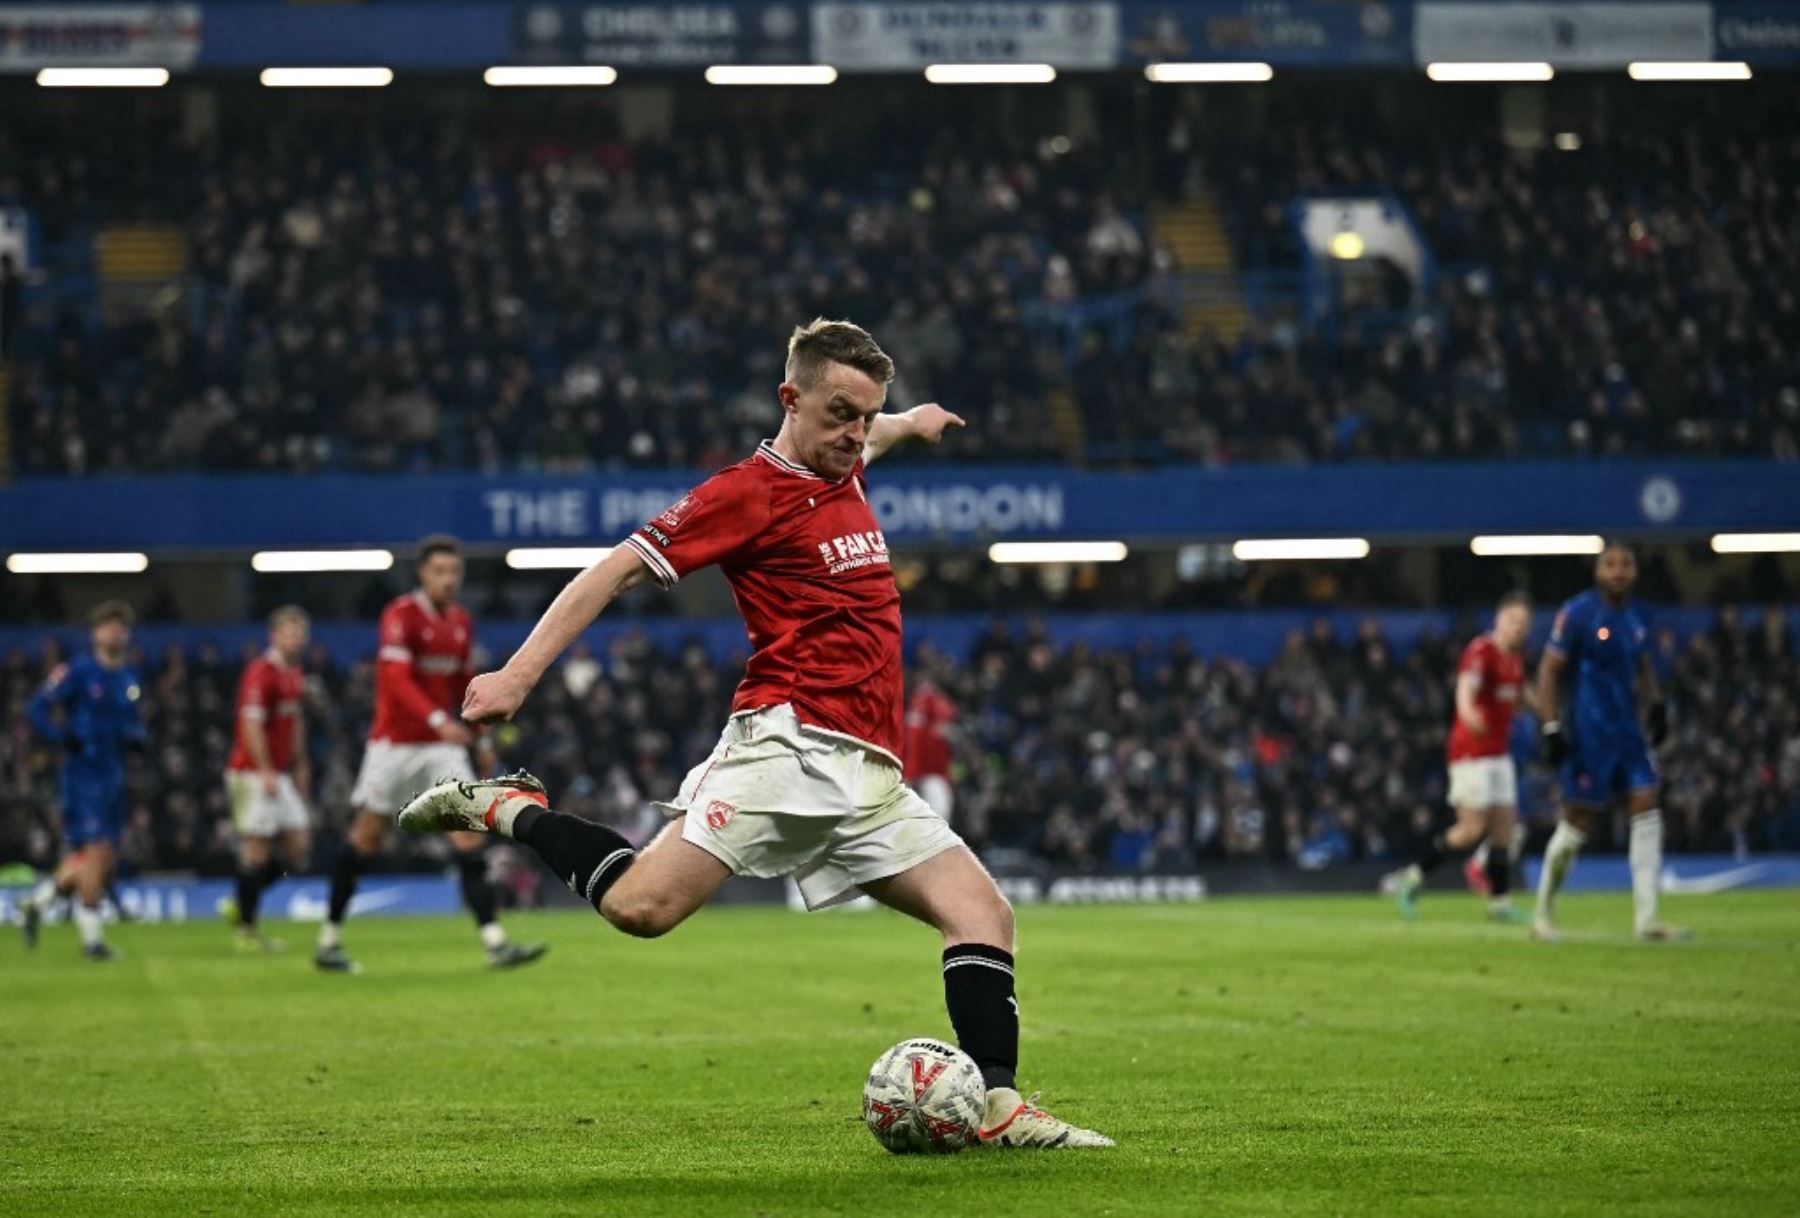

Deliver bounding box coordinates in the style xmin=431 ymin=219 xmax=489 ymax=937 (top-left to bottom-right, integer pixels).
xmin=0 ymin=4 xmax=201 ymax=71
xmin=813 ymin=2 xmax=1119 ymax=71
xmin=1414 ymin=3 xmax=1712 ymax=69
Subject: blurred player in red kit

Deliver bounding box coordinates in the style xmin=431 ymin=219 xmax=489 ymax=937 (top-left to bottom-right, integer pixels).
xmin=314 ymin=536 xmax=545 ymax=973
xmin=222 ymin=606 xmax=313 ymax=951
xmin=904 ymin=662 xmax=958 ymax=826
xmin=1384 ymin=592 xmax=1534 ymax=921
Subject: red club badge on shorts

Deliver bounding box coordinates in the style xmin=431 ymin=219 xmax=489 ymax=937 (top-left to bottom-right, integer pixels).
xmin=704 ymin=800 xmax=735 ymax=830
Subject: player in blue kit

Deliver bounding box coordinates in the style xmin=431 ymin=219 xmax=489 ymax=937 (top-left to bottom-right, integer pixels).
xmin=1531 ymin=543 xmax=1687 ymax=942
xmin=20 ymin=601 xmax=148 ymax=960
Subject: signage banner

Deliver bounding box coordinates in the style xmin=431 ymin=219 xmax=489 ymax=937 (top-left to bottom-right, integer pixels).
xmin=814 ymin=2 xmax=1119 ymax=69
xmin=1125 ymin=0 xmax=1409 ymax=67
xmin=515 ymin=3 xmax=809 ymax=66
xmin=0 ymin=4 xmax=200 ymax=71
xmin=1415 ymin=2 xmax=1713 ymax=67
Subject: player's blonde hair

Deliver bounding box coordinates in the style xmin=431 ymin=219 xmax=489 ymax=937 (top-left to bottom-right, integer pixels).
xmin=785 ymin=318 xmax=895 ymax=389
xmin=270 ymin=605 xmax=310 ymax=631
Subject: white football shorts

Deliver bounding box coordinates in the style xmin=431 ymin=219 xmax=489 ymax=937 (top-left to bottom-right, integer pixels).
xmin=660 ymin=703 xmax=965 ymax=911
xmin=225 ymin=771 xmax=311 ymax=837
xmin=350 ymin=740 xmax=475 ymax=813
xmin=1447 ymin=756 xmax=1519 ymax=810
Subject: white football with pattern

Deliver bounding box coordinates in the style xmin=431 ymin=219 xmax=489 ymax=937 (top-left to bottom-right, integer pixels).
xmin=861 ymin=1038 xmax=986 ymax=1154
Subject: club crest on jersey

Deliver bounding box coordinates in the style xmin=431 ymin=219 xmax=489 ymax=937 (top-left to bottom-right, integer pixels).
xmin=817 ymin=530 xmax=890 ymax=576
xmin=656 ymin=494 xmax=699 ymax=531
xmin=704 ymin=800 xmax=735 ymax=830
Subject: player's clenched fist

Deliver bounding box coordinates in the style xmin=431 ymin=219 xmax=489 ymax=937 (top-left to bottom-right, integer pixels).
xmin=463 ymin=670 xmax=530 ymax=724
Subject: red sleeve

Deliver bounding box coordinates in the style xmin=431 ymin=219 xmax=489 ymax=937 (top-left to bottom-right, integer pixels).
xmin=237 ymin=661 xmax=270 ymax=722
xmin=621 ymin=468 xmax=771 ymax=588
xmin=1458 ymin=639 xmax=1489 ymax=690
xmin=375 ymin=605 xmax=446 ymax=727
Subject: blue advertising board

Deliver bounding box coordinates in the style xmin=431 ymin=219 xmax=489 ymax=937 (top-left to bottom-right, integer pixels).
xmin=514 ymin=3 xmax=808 ymax=67
xmin=1 ymin=461 xmax=1793 ymax=552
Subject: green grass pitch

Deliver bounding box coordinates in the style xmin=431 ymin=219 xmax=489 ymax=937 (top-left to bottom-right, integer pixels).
xmin=4 ymin=891 xmax=1797 ymax=1216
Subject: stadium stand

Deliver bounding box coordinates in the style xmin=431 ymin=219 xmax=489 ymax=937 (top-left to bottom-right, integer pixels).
xmin=5 ymin=80 xmax=1796 ymax=473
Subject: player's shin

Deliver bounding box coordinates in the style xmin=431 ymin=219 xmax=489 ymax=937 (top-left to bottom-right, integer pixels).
xmin=1535 ymin=821 xmax=1586 ymax=923
xmin=319 ymin=845 xmax=365 ymax=949
xmin=505 ymin=803 xmax=635 ymax=914
xmin=943 ymin=944 xmax=1018 ymax=1091
xmin=455 ymin=850 xmax=506 ymax=948
xmin=234 ymin=863 xmax=266 ymax=929
xmin=1629 ymin=809 xmax=1663 ymax=936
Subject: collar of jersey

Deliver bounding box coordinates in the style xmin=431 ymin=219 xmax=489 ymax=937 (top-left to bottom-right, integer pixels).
xmin=756 ymin=440 xmax=830 ymax=482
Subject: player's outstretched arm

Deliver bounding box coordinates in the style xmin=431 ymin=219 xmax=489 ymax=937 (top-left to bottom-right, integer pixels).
xmin=862 ymin=403 xmax=965 ymax=467
xmin=463 ymin=547 xmax=653 ymax=723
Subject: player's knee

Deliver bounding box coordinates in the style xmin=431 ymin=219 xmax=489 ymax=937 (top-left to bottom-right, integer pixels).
xmin=599 ymin=890 xmax=678 ymax=939
xmin=949 ymin=889 xmax=1014 ymax=951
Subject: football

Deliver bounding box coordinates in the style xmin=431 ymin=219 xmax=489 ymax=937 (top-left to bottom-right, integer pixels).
xmin=861 ymin=1038 xmax=987 ymax=1154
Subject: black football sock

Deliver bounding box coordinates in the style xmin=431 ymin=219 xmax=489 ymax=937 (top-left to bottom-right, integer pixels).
xmin=1414 ymin=832 xmax=1450 ymax=873
xmin=943 ymin=944 xmax=1018 ymax=1091
xmin=1485 ymin=849 xmax=1512 ymax=898
xmin=456 ymin=850 xmax=500 ymax=928
xmin=510 ymin=806 xmax=635 ymax=912
xmin=327 ymin=846 xmax=364 ymax=926
xmin=235 ymin=865 xmax=266 ymax=929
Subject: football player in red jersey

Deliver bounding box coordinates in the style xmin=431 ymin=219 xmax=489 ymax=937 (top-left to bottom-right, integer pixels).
xmin=315 ymin=536 xmax=545 ymax=973
xmin=402 ymin=320 xmax=1111 ymax=1148
xmin=223 ymin=606 xmax=313 ymax=951
xmin=1384 ymin=592 xmax=1535 ymax=921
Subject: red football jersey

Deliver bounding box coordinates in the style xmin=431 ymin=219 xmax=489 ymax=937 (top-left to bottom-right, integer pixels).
xmin=228 ymin=650 xmax=305 ymax=772
xmin=1447 ymin=633 xmax=1525 ymax=761
xmin=369 ymin=591 xmax=475 ymax=744
xmin=623 ymin=441 xmax=904 ymax=762
xmin=903 ymin=682 xmax=956 ymax=781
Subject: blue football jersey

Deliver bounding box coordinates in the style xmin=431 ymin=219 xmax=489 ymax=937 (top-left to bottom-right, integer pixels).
xmin=1545 ymin=589 xmax=1650 ymax=752
xmin=27 ymin=654 xmax=147 ymax=775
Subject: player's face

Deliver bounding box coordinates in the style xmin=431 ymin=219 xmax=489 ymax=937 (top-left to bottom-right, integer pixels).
xmin=91 ymin=619 xmax=128 ymax=659
xmin=1494 ymin=604 xmax=1530 ymax=651
xmin=419 ymin=553 xmax=463 ymax=606
xmin=779 ymin=362 xmax=887 ymax=480
xmin=1595 ymin=547 xmax=1637 ymax=599
xmin=272 ymin=617 xmax=310 ymax=662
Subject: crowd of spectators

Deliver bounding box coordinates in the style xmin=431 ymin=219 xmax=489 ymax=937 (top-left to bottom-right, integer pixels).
xmin=4 ymin=610 xmax=1794 ymax=880
xmin=5 ymin=80 xmax=1797 ymax=473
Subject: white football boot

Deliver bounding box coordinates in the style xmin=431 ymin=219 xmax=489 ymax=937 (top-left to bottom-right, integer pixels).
xmin=977 ymin=1088 xmax=1114 ymax=1149
xmin=397 ymin=771 xmax=547 ymax=836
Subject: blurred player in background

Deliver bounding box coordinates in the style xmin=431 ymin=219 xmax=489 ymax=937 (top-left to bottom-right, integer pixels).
xmin=21 ymin=601 xmax=147 ymax=960
xmin=402 ymin=320 xmax=1111 ymax=1147
xmin=221 ymin=606 xmax=313 ymax=952
xmin=1533 ymin=542 xmax=1687 ymax=942
xmin=315 ymin=536 xmax=545 ymax=973
xmin=1385 ymin=592 xmax=1533 ymax=921
xmin=904 ymin=663 xmax=958 ymax=825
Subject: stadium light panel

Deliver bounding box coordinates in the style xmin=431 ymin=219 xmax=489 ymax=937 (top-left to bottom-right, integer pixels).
xmin=1628 ymin=62 xmax=1751 ymax=81
xmin=1231 ymin=539 xmax=1370 ymax=561
xmin=924 ymin=64 xmax=1056 ymax=85
xmin=1470 ymin=535 xmax=1605 ymax=557
xmin=1554 ymin=132 xmax=1582 ymax=151
xmin=988 ymin=542 xmax=1128 ymax=564
xmin=704 ymin=65 xmax=837 ymax=86
xmin=1328 ymin=231 xmax=1365 ymax=260
xmin=1710 ymin=533 xmax=1800 ymax=554
xmin=483 ymin=66 xmax=617 ymax=87
xmin=36 ymin=68 xmax=170 ymax=88
xmin=505 ymin=547 xmax=616 ymax=570
xmin=1426 ymin=62 xmax=1554 ymax=83
xmin=251 ymin=549 xmax=395 ymax=572
xmin=260 ymin=68 xmax=394 ymax=88
xmin=6 ymin=552 xmax=149 ymax=575
xmin=1144 ymin=62 xmax=1273 ymax=84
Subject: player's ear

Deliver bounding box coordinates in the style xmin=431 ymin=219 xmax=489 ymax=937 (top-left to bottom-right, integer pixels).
xmin=778 ymin=381 xmax=801 ymax=414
